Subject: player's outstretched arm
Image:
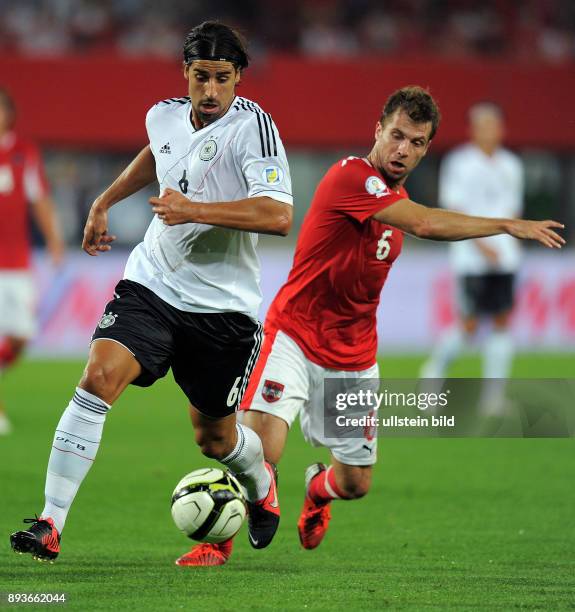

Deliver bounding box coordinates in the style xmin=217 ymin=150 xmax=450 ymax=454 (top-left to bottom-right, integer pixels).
xmin=31 ymin=195 xmax=65 ymax=266
xmin=149 ymin=188 xmax=292 ymax=236
xmin=373 ymin=199 xmax=565 ymax=249
xmin=82 ymin=146 xmax=157 ymax=255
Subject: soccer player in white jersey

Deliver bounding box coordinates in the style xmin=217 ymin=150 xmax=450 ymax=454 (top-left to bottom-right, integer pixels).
xmin=10 ymin=21 xmax=292 ymax=565
xmin=420 ymin=103 xmax=524 ymax=410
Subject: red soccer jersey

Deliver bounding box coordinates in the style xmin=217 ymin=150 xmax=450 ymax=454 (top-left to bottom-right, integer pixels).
xmin=267 ymin=156 xmax=407 ymax=370
xmin=0 ymin=132 xmax=49 ymax=269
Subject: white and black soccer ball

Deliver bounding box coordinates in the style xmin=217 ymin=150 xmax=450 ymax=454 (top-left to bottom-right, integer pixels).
xmin=171 ymin=468 xmax=246 ymax=543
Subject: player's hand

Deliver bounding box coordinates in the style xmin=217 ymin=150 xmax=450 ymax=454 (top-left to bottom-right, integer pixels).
xmin=506 ymin=219 xmax=566 ymax=249
xmin=82 ymin=201 xmax=117 ymax=256
xmin=149 ymin=188 xmax=195 ymax=225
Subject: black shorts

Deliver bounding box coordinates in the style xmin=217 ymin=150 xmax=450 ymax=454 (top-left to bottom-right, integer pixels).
xmin=457 ymin=273 xmax=515 ymax=317
xmin=91 ymin=280 xmax=262 ymax=418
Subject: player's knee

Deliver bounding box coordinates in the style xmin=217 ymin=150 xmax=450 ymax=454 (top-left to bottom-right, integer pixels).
xmin=493 ymin=312 xmax=512 ymax=329
xmin=336 ymin=470 xmax=372 ymax=499
xmin=7 ymin=337 xmax=27 ymax=358
xmin=462 ymin=319 xmax=478 ymax=335
xmin=196 ymin=433 xmax=230 ymax=460
xmin=340 ymin=480 xmax=370 ymax=499
xmin=79 ymin=362 xmax=122 ymax=404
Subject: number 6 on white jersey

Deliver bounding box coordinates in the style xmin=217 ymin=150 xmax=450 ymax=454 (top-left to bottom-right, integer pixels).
xmin=376 ymin=229 xmax=393 ymax=261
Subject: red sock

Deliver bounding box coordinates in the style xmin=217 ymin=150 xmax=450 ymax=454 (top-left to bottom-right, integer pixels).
xmin=0 ymin=339 xmax=18 ymax=369
xmin=308 ymin=466 xmax=346 ymax=505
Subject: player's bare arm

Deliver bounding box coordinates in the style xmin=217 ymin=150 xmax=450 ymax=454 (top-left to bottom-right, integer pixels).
xmin=373 ymin=198 xmax=565 ymax=249
xmin=82 ymin=145 xmax=156 ymax=255
xmin=474 ymin=238 xmax=500 ymax=265
xmin=149 ymin=187 xmax=292 ymax=236
xmin=30 ymin=195 xmax=65 ymax=266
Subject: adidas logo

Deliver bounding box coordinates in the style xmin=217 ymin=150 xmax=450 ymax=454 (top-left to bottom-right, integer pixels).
xmin=160 ymin=142 xmax=171 ymax=154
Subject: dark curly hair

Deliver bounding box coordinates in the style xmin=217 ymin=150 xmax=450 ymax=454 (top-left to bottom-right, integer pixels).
xmin=183 ymin=21 xmax=249 ymax=70
xmin=380 ymin=86 xmax=441 ymax=140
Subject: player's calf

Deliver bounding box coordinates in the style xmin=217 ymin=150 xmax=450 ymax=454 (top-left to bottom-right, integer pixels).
xmin=331 ymin=459 xmax=373 ymax=499
xmin=0 ymin=337 xmax=27 ymax=370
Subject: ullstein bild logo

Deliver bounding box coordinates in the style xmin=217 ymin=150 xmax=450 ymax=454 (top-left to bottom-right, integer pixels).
xmin=324 ymin=378 xmax=575 ymax=438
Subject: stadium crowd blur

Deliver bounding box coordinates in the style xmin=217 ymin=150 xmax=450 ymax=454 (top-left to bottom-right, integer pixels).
xmin=1 ymin=0 xmax=574 ymax=62
xmin=1 ymin=0 xmax=574 ymax=248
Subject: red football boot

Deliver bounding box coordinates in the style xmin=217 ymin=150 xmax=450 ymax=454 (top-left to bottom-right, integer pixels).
xmin=175 ymin=538 xmax=233 ymax=567
xmin=297 ymin=463 xmax=332 ymax=550
xmin=10 ymin=516 xmax=61 ymax=562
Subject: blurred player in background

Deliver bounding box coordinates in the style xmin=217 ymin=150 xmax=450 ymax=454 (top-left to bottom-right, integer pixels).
xmin=10 ymin=22 xmax=292 ymax=563
xmin=0 ymin=88 xmax=64 ymax=435
xmin=178 ymin=86 xmax=564 ymax=565
xmin=420 ymin=103 xmax=524 ymax=411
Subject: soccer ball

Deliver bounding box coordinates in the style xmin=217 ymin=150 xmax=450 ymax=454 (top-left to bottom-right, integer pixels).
xmin=171 ymin=468 xmax=246 ymax=543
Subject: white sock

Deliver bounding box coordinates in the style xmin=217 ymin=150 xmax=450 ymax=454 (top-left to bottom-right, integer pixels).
xmin=482 ymin=329 xmax=514 ymax=379
xmin=480 ymin=330 xmax=514 ymax=412
xmin=421 ymin=326 xmax=465 ymax=378
xmin=42 ymin=387 xmax=111 ymax=533
xmin=0 ymin=411 xmax=12 ymax=435
xmin=220 ymin=423 xmax=271 ymax=503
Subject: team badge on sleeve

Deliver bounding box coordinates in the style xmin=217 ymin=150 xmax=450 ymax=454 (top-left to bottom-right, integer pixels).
xmin=263 ymin=166 xmax=283 ymax=185
xmin=365 ymin=176 xmax=391 ymax=198
xmin=262 ymin=379 xmax=284 ymax=403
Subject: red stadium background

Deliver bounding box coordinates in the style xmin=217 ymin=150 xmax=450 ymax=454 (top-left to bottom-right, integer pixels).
xmin=2 ymin=53 xmax=574 ymax=355
xmin=2 ymin=56 xmax=574 ymax=150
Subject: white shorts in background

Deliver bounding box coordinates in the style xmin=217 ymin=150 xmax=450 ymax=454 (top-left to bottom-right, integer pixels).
xmin=0 ymin=272 xmax=37 ymax=338
xmin=241 ymin=329 xmax=379 ymax=466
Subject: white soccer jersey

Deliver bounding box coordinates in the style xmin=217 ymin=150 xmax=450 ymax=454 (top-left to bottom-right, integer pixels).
xmin=439 ymin=143 xmax=524 ymax=275
xmin=124 ymin=96 xmax=293 ymax=317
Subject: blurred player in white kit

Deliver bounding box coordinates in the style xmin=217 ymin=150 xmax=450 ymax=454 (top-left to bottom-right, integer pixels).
xmin=420 ymin=102 xmax=524 ymax=410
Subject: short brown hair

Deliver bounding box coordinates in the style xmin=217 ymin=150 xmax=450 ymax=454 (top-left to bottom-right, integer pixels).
xmin=380 ymin=86 xmax=441 ymax=140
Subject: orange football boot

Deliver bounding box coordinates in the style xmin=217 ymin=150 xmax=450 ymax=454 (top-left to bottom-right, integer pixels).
xmin=297 ymin=463 xmax=333 ymax=550
xmin=175 ymin=538 xmax=234 ymax=567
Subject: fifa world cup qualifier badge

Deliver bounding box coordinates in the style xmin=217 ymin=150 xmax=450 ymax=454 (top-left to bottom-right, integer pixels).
xmin=98 ymin=312 xmax=118 ymax=329
xmin=365 ymin=176 xmax=391 ymax=198
xmin=263 ymin=166 xmax=283 ymax=185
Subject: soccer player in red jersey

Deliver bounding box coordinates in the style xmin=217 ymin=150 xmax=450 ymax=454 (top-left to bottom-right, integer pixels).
xmin=0 ymin=88 xmax=64 ymax=434
xmin=175 ymin=86 xmax=565 ymax=565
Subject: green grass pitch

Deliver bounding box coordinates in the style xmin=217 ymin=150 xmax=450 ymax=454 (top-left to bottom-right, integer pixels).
xmin=1 ymin=355 xmax=574 ymax=610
